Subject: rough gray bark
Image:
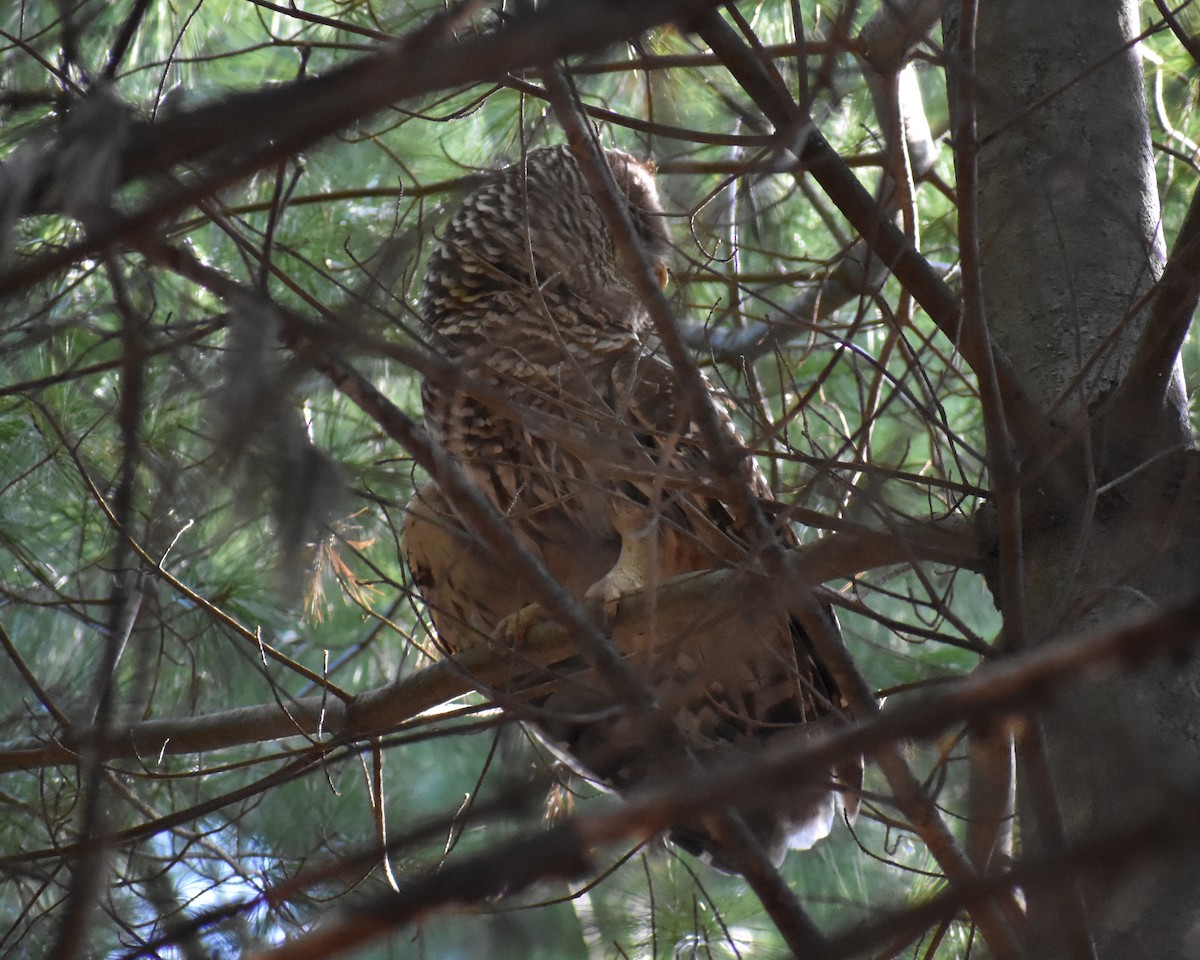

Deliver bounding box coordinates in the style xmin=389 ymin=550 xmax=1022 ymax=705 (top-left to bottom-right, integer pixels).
xmin=976 ymin=0 xmax=1170 ymax=418
xmin=967 ymin=0 xmax=1200 ymax=956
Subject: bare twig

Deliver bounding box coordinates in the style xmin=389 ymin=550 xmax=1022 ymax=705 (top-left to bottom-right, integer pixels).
xmin=1110 ymin=176 xmax=1200 ymax=432
xmin=1152 ymin=0 xmax=1200 ymax=68
xmin=119 ymin=589 xmax=1200 ymax=960
xmin=694 ymin=9 xmax=1050 ymax=464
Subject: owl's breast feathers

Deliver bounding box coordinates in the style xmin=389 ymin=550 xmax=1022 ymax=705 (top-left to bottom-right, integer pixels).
xmin=404 ymin=144 xmax=861 ymax=869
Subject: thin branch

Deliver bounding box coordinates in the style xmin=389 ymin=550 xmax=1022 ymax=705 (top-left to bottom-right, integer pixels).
xmin=1 ymin=0 xmax=727 ymax=297
xmin=152 ymin=589 xmax=1200 ymax=959
xmin=49 ymin=257 xmax=149 ymax=960
xmin=951 ymin=2 xmax=1027 ymax=645
xmin=693 ymin=13 xmax=1027 ymax=957
xmin=1110 ymin=174 xmax=1200 ymax=427
xmin=1151 ymin=0 xmax=1200 ymax=69
xmin=693 ymin=9 xmax=1051 ymax=464
xmin=0 ymin=513 xmax=978 ymax=775
xmin=102 ymin=0 xmax=153 ymax=79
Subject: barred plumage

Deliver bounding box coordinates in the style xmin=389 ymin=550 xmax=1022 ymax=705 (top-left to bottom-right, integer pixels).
xmin=404 ymin=144 xmax=859 ymax=867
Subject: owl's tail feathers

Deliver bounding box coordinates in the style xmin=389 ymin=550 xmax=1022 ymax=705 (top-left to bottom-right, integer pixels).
xmin=669 ymin=758 xmax=863 ymax=872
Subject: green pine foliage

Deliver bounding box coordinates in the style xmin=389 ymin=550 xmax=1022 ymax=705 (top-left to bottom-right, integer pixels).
xmin=0 ymin=0 xmax=1197 ymax=957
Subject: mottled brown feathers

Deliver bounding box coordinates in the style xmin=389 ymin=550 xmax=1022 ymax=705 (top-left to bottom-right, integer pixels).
xmin=403 ymin=144 xmax=859 ymax=868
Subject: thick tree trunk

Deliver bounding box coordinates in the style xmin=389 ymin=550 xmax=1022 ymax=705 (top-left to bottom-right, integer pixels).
xmin=966 ymin=0 xmax=1200 ymax=956
xmin=976 ymin=0 xmax=1165 ymax=414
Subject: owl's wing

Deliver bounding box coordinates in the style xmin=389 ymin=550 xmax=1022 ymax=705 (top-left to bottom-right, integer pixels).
xmin=595 ymin=344 xmax=790 ymax=589
xmin=600 ymin=345 xmax=863 ymax=862
xmin=404 ymin=477 xmax=860 ymax=869
xmin=402 ymin=481 xmax=618 ymax=655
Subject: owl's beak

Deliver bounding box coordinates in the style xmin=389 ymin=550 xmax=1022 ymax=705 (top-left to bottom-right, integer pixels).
xmin=654 ymin=263 xmax=669 ymax=290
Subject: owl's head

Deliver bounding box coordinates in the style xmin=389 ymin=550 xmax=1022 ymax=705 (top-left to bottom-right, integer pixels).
xmin=591 ymin=146 xmax=674 ymax=278
xmin=511 ymin=144 xmax=672 ymax=298
xmin=422 ymin=144 xmax=673 ymax=344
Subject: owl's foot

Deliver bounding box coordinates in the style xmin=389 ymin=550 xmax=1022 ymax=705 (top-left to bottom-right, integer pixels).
xmin=585 ymin=525 xmax=647 ymax=618
xmin=493 ymin=602 xmax=545 ymax=649
xmin=584 ymin=571 xmax=634 ymax=620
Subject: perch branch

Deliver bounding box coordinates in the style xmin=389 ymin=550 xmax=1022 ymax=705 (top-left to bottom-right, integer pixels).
xmin=180 ymin=590 xmax=1200 ymax=960
xmin=0 ymin=516 xmax=978 ymax=775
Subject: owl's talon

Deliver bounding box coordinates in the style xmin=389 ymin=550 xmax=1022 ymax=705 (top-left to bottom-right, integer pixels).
xmin=493 ymin=602 xmax=545 ymax=649
xmin=584 ymin=575 xmax=628 ymax=622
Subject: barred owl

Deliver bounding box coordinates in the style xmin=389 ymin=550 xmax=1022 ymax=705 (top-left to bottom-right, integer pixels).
xmin=403 ymin=144 xmax=859 ymax=867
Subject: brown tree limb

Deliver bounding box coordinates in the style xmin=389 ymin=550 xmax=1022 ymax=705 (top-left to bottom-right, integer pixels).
xmin=821 ymin=780 xmax=1200 ymax=960
xmin=548 ymin=38 xmax=1024 ymax=955
xmin=1109 ymin=174 xmax=1200 ymax=435
xmin=149 ymin=589 xmax=1200 ymax=960
xmin=686 ymin=16 xmax=1027 ymax=956
xmin=191 ymin=745 xmax=1200 ymax=960
xmin=0 ymin=511 xmax=978 ymax=775
xmin=560 ymin=92 xmax=839 ymax=931
xmin=0 ymin=0 xmax=726 ymax=298
xmin=693 ymin=9 xmax=1051 ymax=462
xmin=685 ymin=0 xmax=944 ymax=359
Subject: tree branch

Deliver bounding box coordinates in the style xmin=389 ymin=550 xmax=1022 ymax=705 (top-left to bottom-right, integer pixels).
xmin=0 ymin=509 xmax=978 ymax=773
xmin=171 ymin=590 xmax=1200 ymax=959
xmin=0 ymin=0 xmax=725 ymax=297
xmin=1110 ymin=174 xmax=1200 ymax=433
xmin=692 ymin=9 xmax=1051 ymax=463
